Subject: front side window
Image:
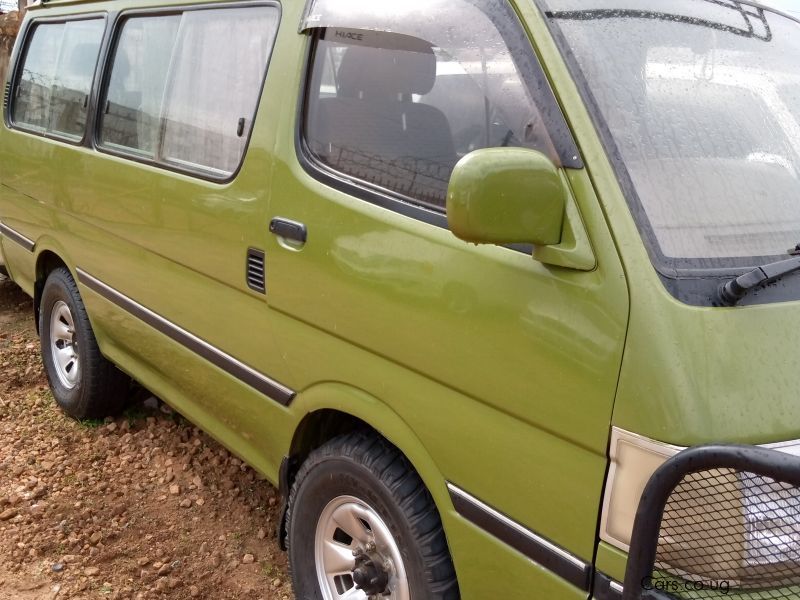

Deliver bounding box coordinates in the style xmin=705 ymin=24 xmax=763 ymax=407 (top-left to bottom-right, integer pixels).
xmin=12 ymin=18 xmax=105 ymax=139
xmin=542 ymin=0 xmax=800 ymax=269
xmin=99 ymin=6 xmax=279 ymax=178
xmin=302 ymin=0 xmax=578 ymax=212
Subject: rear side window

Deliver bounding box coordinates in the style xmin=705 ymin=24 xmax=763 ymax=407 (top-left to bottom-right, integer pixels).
xmin=100 ymin=16 xmax=179 ymax=158
xmin=99 ymin=6 xmax=279 ymax=179
xmin=302 ymin=0 xmax=579 ymax=212
xmin=12 ymin=19 xmax=105 ymax=140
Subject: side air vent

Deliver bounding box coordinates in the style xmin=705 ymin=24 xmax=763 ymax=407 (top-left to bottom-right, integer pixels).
xmin=246 ymin=248 xmax=266 ymax=294
xmin=2 ymin=82 xmax=11 ymax=110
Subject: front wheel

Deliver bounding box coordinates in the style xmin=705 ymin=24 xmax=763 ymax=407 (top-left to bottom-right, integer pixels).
xmin=287 ymin=432 xmax=460 ymax=600
xmin=39 ymin=267 xmax=129 ymax=419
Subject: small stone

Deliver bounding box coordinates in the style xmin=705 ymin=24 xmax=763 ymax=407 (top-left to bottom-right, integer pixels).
xmin=242 ymin=554 xmax=254 ymax=564
xmin=195 ymin=498 xmax=205 ymax=507
xmin=272 ymin=578 xmax=282 ymax=587
xmin=136 ymin=557 xmax=149 ymax=567
xmin=89 ymin=532 xmax=102 ymax=545
xmin=31 ymin=486 xmax=48 ymax=500
xmin=51 ymin=563 xmax=64 ymax=573
xmin=169 ymin=484 xmax=180 ymax=496
xmin=157 ymin=564 xmax=172 ymax=577
xmin=189 ymin=585 xmax=200 ymax=597
xmin=257 ymin=528 xmax=266 ymax=540
xmin=179 ymin=498 xmax=192 ymax=508
xmin=0 ymin=508 xmax=17 ymax=521
xmin=84 ymin=567 xmax=100 ymax=577
xmin=14 ymin=579 xmax=45 ymax=592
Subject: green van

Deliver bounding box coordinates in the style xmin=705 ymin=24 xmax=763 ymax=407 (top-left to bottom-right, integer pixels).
xmin=2 ymin=0 xmax=800 ymax=598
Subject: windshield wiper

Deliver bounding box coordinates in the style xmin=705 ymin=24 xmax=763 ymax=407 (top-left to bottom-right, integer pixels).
xmin=716 ymin=245 xmax=800 ymax=306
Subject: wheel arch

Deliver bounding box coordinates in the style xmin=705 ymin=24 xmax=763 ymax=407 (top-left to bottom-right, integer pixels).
xmin=32 ymin=242 xmax=75 ymax=333
xmin=278 ymin=382 xmax=453 ymax=552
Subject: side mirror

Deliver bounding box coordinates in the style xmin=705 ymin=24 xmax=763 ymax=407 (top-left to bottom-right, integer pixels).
xmin=446 ymin=148 xmax=567 ymax=246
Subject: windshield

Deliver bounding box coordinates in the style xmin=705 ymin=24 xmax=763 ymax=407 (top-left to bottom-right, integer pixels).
xmin=542 ymin=0 xmax=800 ymax=268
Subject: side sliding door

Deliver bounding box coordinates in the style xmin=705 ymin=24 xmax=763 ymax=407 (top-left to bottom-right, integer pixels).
xmin=64 ymin=4 xmax=291 ymax=475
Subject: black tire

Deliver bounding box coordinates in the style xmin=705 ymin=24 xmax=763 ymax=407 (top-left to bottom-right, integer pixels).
xmin=39 ymin=267 xmax=129 ymax=420
xmin=287 ymin=431 xmax=460 ymax=600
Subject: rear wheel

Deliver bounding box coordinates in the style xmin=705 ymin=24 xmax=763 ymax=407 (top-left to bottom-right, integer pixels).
xmin=39 ymin=267 xmax=129 ymax=419
xmin=287 ymin=431 xmax=460 ymax=600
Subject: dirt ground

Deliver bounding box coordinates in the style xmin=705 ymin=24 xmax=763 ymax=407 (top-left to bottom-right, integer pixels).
xmin=0 ymin=273 xmax=293 ymax=599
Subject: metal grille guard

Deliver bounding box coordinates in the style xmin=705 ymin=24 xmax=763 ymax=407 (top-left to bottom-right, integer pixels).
xmin=622 ymin=445 xmax=800 ymax=600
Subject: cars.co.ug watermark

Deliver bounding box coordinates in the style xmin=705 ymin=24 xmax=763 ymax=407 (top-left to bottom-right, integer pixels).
xmin=642 ymin=575 xmax=732 ymax=595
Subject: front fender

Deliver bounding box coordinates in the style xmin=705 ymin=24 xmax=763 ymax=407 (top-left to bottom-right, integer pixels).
xmin=282 ymin=381 xmax=452 ymax=511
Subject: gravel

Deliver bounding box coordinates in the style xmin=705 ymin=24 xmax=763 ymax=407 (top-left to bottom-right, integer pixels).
xmin=0 ymin=278 xmax=292 ymax=599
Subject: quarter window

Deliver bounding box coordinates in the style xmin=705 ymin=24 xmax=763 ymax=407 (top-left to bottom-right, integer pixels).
xmin=302 ymin=0 xmax=576 ymax=212
xmin=99 ymin=6 xmax=279 ymax=178
xmin=12 ymin=19 xmax=105 ymax=139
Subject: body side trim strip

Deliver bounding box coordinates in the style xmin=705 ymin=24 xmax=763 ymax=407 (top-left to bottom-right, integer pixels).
xmin=76 ymin=268 xmax=296 ymax=406
xmin=592 ymin=571 xmax=623 ymax=600
xmin=0 ymin=222 xmax=35 ymax=253
xmin=593 ymin=572 xmax=624 ymax=600
xmin=447 ymin=483 xmax=591 ymax=591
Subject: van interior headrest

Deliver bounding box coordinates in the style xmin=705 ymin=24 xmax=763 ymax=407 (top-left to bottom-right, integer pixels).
xmin=336 ymin=42 xmax=437 ymax=99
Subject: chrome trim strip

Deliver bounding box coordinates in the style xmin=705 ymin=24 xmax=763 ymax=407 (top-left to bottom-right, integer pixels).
xmin=76 ymin=268 xmax=296 ymax=406
xmin=0 ymin=222 xmax=35 ymax=252
xmin=446 ymin=483 xmax=591 ymax=590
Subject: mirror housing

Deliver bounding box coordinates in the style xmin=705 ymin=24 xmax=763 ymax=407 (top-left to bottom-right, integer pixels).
xmin=446 ymin=148 xmax=567 ymax=246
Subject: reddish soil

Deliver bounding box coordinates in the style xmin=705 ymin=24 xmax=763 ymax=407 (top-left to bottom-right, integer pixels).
xmin=0 ymin=274 xmax=293 ymax=599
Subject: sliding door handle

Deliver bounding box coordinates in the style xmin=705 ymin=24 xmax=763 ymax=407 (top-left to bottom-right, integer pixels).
xmin=269 ymin=218 xmax=307 ymax=244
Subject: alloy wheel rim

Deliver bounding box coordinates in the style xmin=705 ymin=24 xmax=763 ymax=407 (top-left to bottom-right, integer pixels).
xmin=49 ymin=300 xmax=80 ymax=389
xmin=314 ymin=495 xmax=410 ymax=600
